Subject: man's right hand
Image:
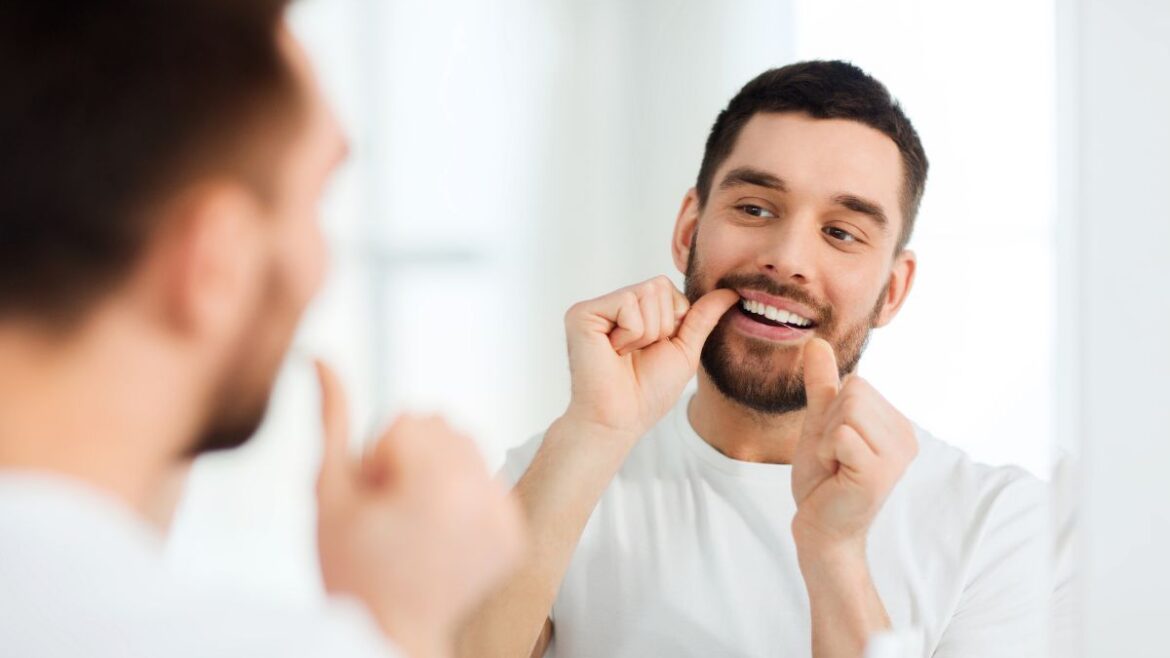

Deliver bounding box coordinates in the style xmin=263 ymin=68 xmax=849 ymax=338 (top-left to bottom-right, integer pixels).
xmin=450 ymin=279 xmax=735 ymax=658
xmin=561 ymin=275 xmax=739 ymax=440
xmin=313 ymin=361 xmax=524 ymax=658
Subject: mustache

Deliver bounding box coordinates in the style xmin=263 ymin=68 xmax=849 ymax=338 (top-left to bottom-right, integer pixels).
xmin=712 ymin=272 xmax=833 ymax=326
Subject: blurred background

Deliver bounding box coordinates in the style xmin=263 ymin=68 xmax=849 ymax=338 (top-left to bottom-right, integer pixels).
xmin=170 ymin=0 xmax=1063 ymax=610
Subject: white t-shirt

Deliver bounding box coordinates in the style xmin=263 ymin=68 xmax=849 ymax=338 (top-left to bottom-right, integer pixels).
xmin=502 ymin=394 xmax=1052 ymax=658
xmin=0 ymin=472 xmax=398 ymax=658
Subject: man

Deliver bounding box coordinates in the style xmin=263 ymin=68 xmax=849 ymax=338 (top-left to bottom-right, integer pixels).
xmin=0 ymin=2 xmax=521 ymax=657
xmin=459 ymin=61 xmax=1050 ymax=657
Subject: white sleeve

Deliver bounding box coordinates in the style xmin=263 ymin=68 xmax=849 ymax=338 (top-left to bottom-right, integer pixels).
xmin=931 ymin=475 xmax=1051 ymax=658
xmin=309 ymin=596 xmax=404 ymax=658
xmin=154 ymin=590 xmax=404 ymax=658
xmin=498 ymin=432 xmax=547 ymax=488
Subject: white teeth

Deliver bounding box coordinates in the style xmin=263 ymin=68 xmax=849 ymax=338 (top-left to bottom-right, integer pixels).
xmin=740 ymin=298 xmax=814 ymax=327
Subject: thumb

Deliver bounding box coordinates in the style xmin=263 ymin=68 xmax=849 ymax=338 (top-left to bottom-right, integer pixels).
xmin=314 ymin=359 xmax=352 ymax=501
xmin=801 ymin=338 xmax=840 ymax=434
xmin=673 ymin=288 xmax=740 ymax=364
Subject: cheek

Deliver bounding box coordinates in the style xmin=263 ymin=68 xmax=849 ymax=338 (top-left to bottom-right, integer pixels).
xmin=273 ymin=218 xmax=328 ymax=311
xmin=826 ymin=266 xmax=887 ymax=322
xmin=695 ymin=225 xmax=754 ymax=274
xmin=302 ymin=222 xmax=329 ymax=297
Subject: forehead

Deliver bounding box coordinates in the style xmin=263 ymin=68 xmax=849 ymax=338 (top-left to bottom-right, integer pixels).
xmin=715 ymin=112 xmax=905 ymax=227
xmin=280 ymin=28 xmax=346 ymax=167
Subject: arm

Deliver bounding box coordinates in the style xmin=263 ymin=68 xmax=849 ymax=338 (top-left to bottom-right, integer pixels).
xmin=796 ymin=536 xmax=892 ymax=657
xmin=791 ymin=340 xmax=919 ymax=658
xmin=455 ymin=416 xmax=637 ymax=658
xmin=455 ymin=277 xmax=740 ymax=658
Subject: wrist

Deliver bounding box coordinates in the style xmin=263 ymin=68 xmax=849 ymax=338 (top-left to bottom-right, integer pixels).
xmin=793 ymin=532 xmax=892 ymax=652
xmin=792 ymin=519 xmax=868 ymax=576
xmin=554 ymin=409 xmax=642 ymax=448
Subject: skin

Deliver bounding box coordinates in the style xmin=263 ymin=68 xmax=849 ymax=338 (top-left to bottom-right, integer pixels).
xmin=0 ymin=24 xmax=521 ymax=658
xmin=457 ymin=112 xmax=919 ymax=658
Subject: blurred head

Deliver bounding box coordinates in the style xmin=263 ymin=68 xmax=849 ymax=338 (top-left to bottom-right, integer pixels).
xmin=674 ymin=61 xmax=928 ymax=414
xmin=0 ymin=0 xmax=347 ymax=454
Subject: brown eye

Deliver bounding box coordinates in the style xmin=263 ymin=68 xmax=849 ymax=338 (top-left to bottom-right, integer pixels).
xmin=737 ymin=204 xmax=776 ymax=219
xmin=823 ymin=226 xmax=858 ymax=243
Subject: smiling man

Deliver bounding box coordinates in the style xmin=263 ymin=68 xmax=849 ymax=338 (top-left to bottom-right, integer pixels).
xmin=458 ymin=61 xmax=1049 ymax=658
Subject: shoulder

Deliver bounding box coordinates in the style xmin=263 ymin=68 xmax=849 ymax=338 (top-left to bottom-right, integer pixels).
xmin=160 ymin=589 xmax=400 ymax=658
xmin=909 ymin=427 xmax=1046 ymax=506
xmin=899 ymin=427 xmax=1048 ymax=550
xmin=905 ymin=433 xmax=1054 ymax=655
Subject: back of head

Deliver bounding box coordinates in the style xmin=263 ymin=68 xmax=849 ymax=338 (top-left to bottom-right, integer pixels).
xmin=0 ymin=0 xmax=296 ymax=331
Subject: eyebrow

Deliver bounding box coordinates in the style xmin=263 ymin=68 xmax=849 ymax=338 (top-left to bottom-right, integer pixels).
xmin=833 ymin=193 xmax=889 ymax=232
xmin=718 ymin=167 xmax=787 ymax=193
xmin=718 ymin=166 xmax=890 ymax=233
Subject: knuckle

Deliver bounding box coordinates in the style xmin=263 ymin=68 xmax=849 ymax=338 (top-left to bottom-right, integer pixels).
xmin=564 ymin=302 xmax=583 ymax=323
xmin=838 ymin=396 xmax=860 ymax=418
xmin=842 ymin=405 xmax=861 ymax=426
xmin=623 ymin=324 xmax=645 ymax=339
xmin=384 ymin=414 xmax=409 ymax=434
xmin=905 ymin=432 xmax=920 ymax=459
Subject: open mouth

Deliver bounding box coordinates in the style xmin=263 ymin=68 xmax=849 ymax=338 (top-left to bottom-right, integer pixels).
xmin=737 ymin=298 xmax=817 ymax=331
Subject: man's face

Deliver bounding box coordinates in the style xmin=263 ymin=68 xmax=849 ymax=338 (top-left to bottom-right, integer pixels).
xmin=192 ymin=31 xmax=347 ymax=454
xmin=678 ymin=112 xmax=915 ymax=415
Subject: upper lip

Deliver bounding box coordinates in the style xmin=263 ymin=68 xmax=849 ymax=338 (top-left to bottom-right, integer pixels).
xmin=736 ymin=289 xmax=819 ymax=324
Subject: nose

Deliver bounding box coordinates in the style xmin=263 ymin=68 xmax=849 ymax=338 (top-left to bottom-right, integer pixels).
xmin=757 ymin=216 xmax=818 ymax=283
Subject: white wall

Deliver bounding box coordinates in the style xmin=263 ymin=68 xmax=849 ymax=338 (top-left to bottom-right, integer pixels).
xmin=792 ymin=0 xmax=1059 ymax=478
xmin=1069 ymin=0 xmax=1170 ymax=654
xmin=170 ymin=0 xmax=797 ymax=604
xmin=170 ymin=0 xmax=1066 ymax=609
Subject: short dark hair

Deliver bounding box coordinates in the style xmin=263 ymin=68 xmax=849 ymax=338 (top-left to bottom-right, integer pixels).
xmin=0 ymin=0 xmax=297 ymax=328
xmin=695 ymin=60 xmax=928 ymax=251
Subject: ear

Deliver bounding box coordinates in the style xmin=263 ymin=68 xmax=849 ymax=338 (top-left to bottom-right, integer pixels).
xmin=874 ymin=248 xmax=916 ymax=328
xmin=156 ymin=183 xmax=264 ymax=340
xmin=671 ymin=187 xmax=702 ymax=274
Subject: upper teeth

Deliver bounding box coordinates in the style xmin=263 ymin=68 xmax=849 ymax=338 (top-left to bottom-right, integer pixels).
xmin=741 ymin=299 xmax=813 ymax=327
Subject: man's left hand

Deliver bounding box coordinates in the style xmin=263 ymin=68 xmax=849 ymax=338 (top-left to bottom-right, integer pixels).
xmin=791 ymin=338 xmax=918 ymax=554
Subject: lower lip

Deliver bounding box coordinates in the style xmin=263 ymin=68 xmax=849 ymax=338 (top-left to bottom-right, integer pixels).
xmin=729 ymin=306 xmax=814 ymax=343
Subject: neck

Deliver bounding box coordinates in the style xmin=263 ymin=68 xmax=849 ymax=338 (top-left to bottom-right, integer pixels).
xmin=688 ymin=369 xmax=806 ymax=464
xmin=0 ymin=310 xmax=202 ymax=532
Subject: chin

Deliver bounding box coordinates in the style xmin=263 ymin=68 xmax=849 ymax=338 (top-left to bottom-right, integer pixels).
xmin=187 ymin=355 xmax=283 ymax=457
xmin=188 ymin=395 xmax=273 ymax=457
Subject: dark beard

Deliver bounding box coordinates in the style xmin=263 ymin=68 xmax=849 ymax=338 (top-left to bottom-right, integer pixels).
xmin=683 ymin=242 xmax=885 ymax=415
xmin=184 ymin=344 xmax=279 ymax=457
xmin=184 ymin=265 xmax=292 ymax=458
xmin=187 ymin=393 xmax=273 ymax=456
